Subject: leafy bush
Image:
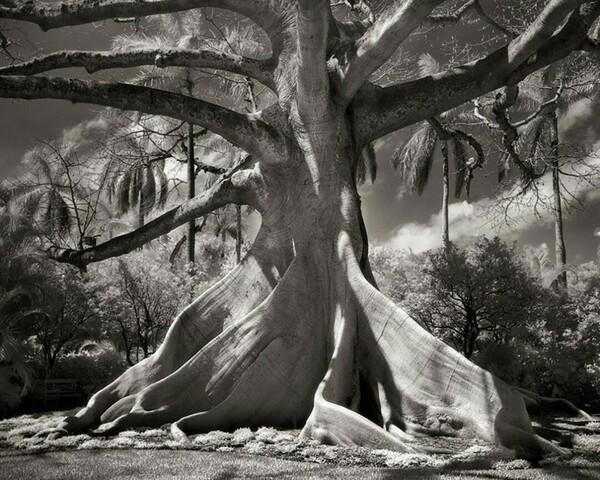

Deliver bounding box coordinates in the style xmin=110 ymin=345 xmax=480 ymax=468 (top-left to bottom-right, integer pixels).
xmin=47 ymin=346 xmax=127 ymax=398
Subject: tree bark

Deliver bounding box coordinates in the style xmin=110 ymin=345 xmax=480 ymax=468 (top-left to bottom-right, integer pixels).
xmin=550 ymin=112 xmax=567 ymax=290
xmin=441 ymin=140 xmax=450 ymax=249
xmin=235 ymin=205 xmax=242 ymax=264
xmin=187 ymin=122 xmax=195 ymax=268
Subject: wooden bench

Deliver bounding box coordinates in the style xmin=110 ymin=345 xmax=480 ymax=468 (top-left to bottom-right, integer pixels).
xmin=31 ymin=379 xmax=83 ymax=409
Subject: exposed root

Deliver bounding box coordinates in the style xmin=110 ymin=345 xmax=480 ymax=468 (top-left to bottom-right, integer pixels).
xmin=351 ymin=275 xmax=569 ymax=457
xmin=75 ymin=250 xmax=330 ymax=436
xmin=47 ymin=232 xmax=588 ymax=461
xmin=515 ymin=387 xmax=593 ymax=420
xmin=55 ymin=251 xmax=279 ymax=436
xmin=297 ymin=244 xmax=437 ymax=453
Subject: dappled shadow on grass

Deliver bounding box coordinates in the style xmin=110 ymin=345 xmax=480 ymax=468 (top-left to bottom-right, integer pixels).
xmin=1 ymin=411 xmax=600 ymax=478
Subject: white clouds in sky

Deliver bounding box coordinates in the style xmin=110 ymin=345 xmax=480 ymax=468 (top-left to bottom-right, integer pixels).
xmin=384 ymin=144 xmax=600 ymax=253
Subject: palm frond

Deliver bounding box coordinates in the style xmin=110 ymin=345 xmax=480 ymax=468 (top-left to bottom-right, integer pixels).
xmin=116 ymin=169 xmax=132 ymax=216
xmin=46 ymin=189 xmax=71 ymax=233
xmin=355 ymin=143 xmax=377 ymax=185
xmin=418 ymin=53 xmax=441 ymax=77
xmin=140 ymin=167 xmax=157 ymax=215
xmin=392 ymin=122 xmax=438 ymax=196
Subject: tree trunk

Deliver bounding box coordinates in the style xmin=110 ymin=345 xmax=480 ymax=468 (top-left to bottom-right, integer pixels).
xmin=235 ymin=205 xmax=242 ymax=264
xmin=52 ymin=107 xmax=571 ymax=458
xmin=550 ymin=112 xmax=567 ymax=291
xmin=441 ymin=140 xmax=450 ymax=249
xmin=187 ymin=122 xmax=196 ymax=268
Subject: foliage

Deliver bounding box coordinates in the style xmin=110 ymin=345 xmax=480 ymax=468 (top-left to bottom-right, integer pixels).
xmin=89 ymin=246 xmax=212 ymax=365
xmin=0 ymin=212 xmax=49 ymax=413
xmin=522 ymin=263 xmax=600 ymax=410
xmin=2 ymin=140 xmax=111 ymax=249
xmin=421 ymin=238 xmax=547 ymax=358
xmin=29 ymin=264 xmax=101 ymax=374
xmin=48 ymin=344 xmax=128 ymax=398
xmin=372 ymin=239 xmax=600 ymax=410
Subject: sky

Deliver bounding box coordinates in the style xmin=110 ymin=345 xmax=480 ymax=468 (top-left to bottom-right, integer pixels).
xmin=359 ymin=99 xmax=600 ymax=264
xmin=1 ymin=15 xmax=600 ymax=266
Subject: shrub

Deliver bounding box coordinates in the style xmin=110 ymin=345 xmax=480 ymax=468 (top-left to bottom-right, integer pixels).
xmin=47 ymin=346 xmax=127 ymax=398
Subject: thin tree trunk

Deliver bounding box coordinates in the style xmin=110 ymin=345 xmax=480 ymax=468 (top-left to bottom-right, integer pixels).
xmin=441 ymin=140 xmax=450 ymax=249
xmin=550 ymin=112 xmax=567 ymax=290
xmin=236 ymin=205 xmax=242 ymax=264
xmin=187 ymin=122 xmax=196 ymax=269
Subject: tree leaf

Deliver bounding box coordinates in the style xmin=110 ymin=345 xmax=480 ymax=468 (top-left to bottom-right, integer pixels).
xmin=392 ymin=122 xmax=438 ymax=196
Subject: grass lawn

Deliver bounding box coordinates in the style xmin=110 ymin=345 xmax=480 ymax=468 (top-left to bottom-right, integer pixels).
xmin=1 ymin=410 xmax=599 ymax=479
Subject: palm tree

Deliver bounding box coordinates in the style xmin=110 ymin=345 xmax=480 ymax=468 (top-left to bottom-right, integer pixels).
xmin=392 ymin=54 xmax=481 ymax=248
xmin=0 ymin=211 xmax=52 ymax=411
xmin=3 ymin=141 xmax=113 ymax=252
xmin=493 ymin=59 xmax=599 ymax=291
xmin=105 ymin=152 xmax=169 ymax=229
xmin=110 ymin=14 xmax=263 ymax=266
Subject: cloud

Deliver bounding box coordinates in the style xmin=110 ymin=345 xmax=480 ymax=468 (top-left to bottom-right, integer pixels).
xmin=384 ymin=145 xmax=600 ymax=253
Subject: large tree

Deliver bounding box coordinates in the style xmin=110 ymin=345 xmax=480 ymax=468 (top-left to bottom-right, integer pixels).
xmin=0 ymin=0 xmax=598 ymax=456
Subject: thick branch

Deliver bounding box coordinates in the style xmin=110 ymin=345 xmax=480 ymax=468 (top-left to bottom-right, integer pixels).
xmin=355 ymin=2 xmax=599 ymax=144
xmin=427 ymin=0 xmax=516 ymax=38
xmin=48 ymin=158 xmax=254 ymax=267
xmin=0 ymin=49 xmax=275 ymax=88
xmin=426 ymin=0 xmax=476 ymax=26
xmin=335 ymin=0 xmax=444 ymax=102
xmin=297 ymin=0 xmax=331 ymax=119
xmin=0 ymin=76 xmax=281 ymax=158
xmin=505 ymin=0 xmax=588 ymax=74
xmin=0 ymin=0 xmax=285 ymax=40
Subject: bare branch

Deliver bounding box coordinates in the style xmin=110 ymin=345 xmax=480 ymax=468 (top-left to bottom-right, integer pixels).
xmin=334 ymin=0 xmax=444 ymax=102
xmin=0 ymin=49 xmax=276 ymax=88
xmin=297 ymin=0 xmax=331 ymax=119
xmin=47 ymin=157 xmax=255 ymax=267
xmin=0 ymin=75 xmax=282 ymax=158
xmin=512 ymin=83 xmax=563 ymax=128
xmin=355 ymin=2 xmax=600 ymax=144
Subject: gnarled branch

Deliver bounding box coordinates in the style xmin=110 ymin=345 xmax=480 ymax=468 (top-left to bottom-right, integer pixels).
xmin=0 ymin=49 xmax=276 ymax=88
xmin=427 ymin=0 xmax=517 ymax=38
xmin=355 ymin=1 xmax=599 ymax=144
xmin=0 ymin=75 xmax=282 ymax=158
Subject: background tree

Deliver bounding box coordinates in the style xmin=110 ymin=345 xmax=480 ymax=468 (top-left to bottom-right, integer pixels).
xmin=371 ymin=240 xmax=600 ymax=412
xmin=0 ymin=211 xmax=47 ymax=414
xmin=92 ymin=248 xmax=204 ymax=365
xmin=3 ymin=141 xmax=111 ymax=251
xmin=474 ymin=56 xmax=600 ymax=291
xmin=29 ymin=264 xmax=99 ymax=376
xmin=0 ymin=0 xmax=598 ymax=456
xmin=420 ymin=237 xmax=547 ymax=359
xmin=392 ymin=53 xmax=483 ymax=247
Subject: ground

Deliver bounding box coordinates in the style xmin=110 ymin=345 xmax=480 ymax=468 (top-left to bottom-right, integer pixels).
xmin=1 ymin=411 xmax=600 ymax=479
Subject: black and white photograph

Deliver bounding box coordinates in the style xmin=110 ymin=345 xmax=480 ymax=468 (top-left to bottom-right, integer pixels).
xmin=1 ymin=1 xmax=600 ymax=478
